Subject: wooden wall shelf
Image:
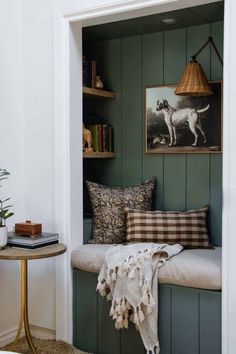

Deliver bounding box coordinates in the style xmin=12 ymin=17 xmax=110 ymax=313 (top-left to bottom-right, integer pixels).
xmin=83 ymin=152 xmax=115 ymax=159
xmin=83 ymin=86 xmax=116 ymax=99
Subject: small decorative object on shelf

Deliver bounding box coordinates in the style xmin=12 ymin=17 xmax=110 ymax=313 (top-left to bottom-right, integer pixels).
xmin=15 ymin=221 xmax=42 ymax=237
xmin=95 ymin=75 xmax=104 ymax=89
xmin=0 ymin=169 xmax=14 ymax=249
xmin=83 ymin=124 xmax=94 ymax=152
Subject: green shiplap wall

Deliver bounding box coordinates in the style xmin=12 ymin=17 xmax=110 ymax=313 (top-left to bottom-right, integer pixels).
xmin=73 ymin=269 xmax=222 ymax=354
xmin=85 ymin=21 xmax=223 ymax=246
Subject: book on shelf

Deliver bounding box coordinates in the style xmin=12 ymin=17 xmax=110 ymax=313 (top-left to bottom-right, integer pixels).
xmin=83 ymin=55 xmax=91 ymax=87
xmin=108 ymin=125 xmax=114 ymax=152
xmin=102 ymin=124 xmax=108 ymax=152
xmin=87 ymin=124 xmax=114 ymax=153
xmin=83 ymin=56 xmax=97 ymax=88
xmin=7 ymin=232 xmax=59 ymax=249
xmin=91 ymin=60 xmax=97 ymax=88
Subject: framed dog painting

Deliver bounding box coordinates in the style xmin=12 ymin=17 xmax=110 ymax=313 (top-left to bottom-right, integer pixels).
xmin=145 ymin=81 xmax=222 ymax=153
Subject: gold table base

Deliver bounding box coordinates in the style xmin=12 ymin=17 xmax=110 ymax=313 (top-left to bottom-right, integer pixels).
xmin=0 ymin=244 xmax=66 ymax=354
xmin=12 ymin=260 xmax=37 ymax=353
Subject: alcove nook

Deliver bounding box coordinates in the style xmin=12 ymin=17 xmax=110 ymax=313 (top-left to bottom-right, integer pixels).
xmin=67 ymin=2 xmax=224 ymax=353
xmin=53 ymin=1 xmax=234 ymax=352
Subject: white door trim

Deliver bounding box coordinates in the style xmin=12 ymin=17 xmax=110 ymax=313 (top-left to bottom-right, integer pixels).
xmin=222 ymin=1 xmax=236 ymax=354
xmin=53 ymin=1 xmax=232 ymax=352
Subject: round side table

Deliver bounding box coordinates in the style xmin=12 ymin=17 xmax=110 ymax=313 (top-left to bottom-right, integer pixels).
xmin=0 ymin=243 xmax=66 ymax=354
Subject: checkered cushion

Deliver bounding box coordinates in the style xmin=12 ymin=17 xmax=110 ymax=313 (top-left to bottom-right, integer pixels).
xmin=125 ymin=207 xmax=210 ymax=249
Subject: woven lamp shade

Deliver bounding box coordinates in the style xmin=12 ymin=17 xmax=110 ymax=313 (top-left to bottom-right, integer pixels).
xmin=175 ymin=61 xmax=213 ymax=96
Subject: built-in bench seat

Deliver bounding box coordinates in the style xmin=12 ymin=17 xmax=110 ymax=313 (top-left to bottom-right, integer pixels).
xmin=72 ymin=244 xmax=222 ymax=354
xmin=71 ymin=245 xmax=221 ymax=290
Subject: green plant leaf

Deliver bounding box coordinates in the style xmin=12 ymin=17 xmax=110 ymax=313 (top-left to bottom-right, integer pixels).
xmin=0 ymin=169 xmax=13 ymax=222
xmin=0 ymin=210 xmax=14 ymax=220
xmin=5 ymin=212 xmax=14 ymax=219
xmin=1 ymin=209 xmax=9 ymax=214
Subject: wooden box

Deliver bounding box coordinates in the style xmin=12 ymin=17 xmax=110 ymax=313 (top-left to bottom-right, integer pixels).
xmin=15 ymin=221 xmax=42 ymax=237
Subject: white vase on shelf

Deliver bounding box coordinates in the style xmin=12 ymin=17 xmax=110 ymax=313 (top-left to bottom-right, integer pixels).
xmin=0 ymin=226 xmax=7 ymax=249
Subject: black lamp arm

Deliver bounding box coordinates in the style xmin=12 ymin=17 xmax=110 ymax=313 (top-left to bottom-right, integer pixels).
xmin=191 ymin=36 xmax=223 ymax=66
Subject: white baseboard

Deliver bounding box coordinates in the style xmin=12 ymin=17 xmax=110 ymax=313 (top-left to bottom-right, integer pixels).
xmin=0 ymin=325 xmax=55 ymax=347
xmin=0 ymin=327 xmax=22 ymax=348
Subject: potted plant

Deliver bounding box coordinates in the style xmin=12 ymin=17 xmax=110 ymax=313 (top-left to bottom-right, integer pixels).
xmin=0 ymin=169 xmax=14 ymax=248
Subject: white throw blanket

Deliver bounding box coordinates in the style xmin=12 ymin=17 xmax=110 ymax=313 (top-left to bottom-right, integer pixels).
xmin=97 ymin=243 xmax=183 ymax=354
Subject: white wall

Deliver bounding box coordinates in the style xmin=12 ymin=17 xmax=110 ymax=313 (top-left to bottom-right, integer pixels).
xmin=21 ymin=0 xmax=56 ymax=331
xmin=0 ymin=0 xmax=125 ymax=340
xmin=0 ymin=0 xmax=25 ymax=337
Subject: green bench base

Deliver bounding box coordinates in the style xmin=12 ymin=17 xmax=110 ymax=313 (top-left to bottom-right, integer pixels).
xmin=73 ymin=268 xmax=221 ymax=354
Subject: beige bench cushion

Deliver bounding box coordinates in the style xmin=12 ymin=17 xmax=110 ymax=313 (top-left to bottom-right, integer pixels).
xmin=71 ymin=245 xmax=221 ymax=290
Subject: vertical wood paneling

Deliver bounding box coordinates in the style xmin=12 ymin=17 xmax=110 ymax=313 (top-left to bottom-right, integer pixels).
xmin=210 ymin=155 xmax=222 ymax=245
xmin=98 ymin=296 xmax=121 ymax=354
xmin=121 ymin=323 xmax=145 ymax=354
xmin=122 ymin=36 xmax=142 ymax=187
xmin=143 ymin=32 xmax=164 ymax=86
xmin=211 ymin=21 xmax=223 ymax=81
xmin=142 ymin=32 xmax=164 ymax=209
xmin=163 ymin=29 xmax=187 ymax=211
xmin=73 ymin=270 xmax=98 ymax=353
xmin=200 ymin=291 xmax=221 ymax=354
xmin=83 ymin=217 xmax=93 ymax=244
xmin=159 ymin=285 xmax=171 ymax=354
xmin=101 ymin=39 xmax=122 ymax=187
xmin=163 ymin=155 xmax=186 ymax=211
xmin=171 ymin=287 xmax=199 ymax=354
xmin=186 ymin=155 xmax=210 ymax=209
xmin=73 ymin=270 xmax=222 ymax=354
xmin=164 ymin=28 xmax=186 ymax=84
xmin=187 ymin=24 xmax=211 ymax=78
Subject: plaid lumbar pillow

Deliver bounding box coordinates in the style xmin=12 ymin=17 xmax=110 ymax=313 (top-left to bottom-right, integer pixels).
xmin=125 ymin=206 xmax=210 ymax=249
xmin=86 ymin=178 xmax=155 ymax=244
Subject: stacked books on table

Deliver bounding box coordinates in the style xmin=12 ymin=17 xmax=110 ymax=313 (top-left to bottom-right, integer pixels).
xmin=7 ymin=232 xmax=59 ymax=249
xmin=87 ymin=124 xmax=114 ymax=152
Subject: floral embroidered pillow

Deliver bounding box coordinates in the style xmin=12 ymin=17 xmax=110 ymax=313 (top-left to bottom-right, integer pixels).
xmin=86 ymin=178 xmax=156 ymax=244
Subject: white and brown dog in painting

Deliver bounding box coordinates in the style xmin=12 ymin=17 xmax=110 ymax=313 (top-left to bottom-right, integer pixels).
xmin=156 ymin=99 xmax=210 ymax=147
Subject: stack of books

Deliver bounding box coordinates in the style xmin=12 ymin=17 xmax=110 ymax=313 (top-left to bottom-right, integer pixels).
xmin=87 ymin=124 xmax=114 ymax=152
xmin=7 ymin=232 xmax=59 ymax=249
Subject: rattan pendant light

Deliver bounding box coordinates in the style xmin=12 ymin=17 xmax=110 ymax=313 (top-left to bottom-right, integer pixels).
xmin=175 ymin=36 xmax=223 ymax=96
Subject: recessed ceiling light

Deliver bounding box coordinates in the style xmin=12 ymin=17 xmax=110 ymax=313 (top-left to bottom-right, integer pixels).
xmin=161 ymin=18 xmax=176 ymax=24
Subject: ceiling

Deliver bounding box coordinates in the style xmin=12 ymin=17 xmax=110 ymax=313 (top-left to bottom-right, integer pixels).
xmin=83 ymin=1 xmax=224 ymax=41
